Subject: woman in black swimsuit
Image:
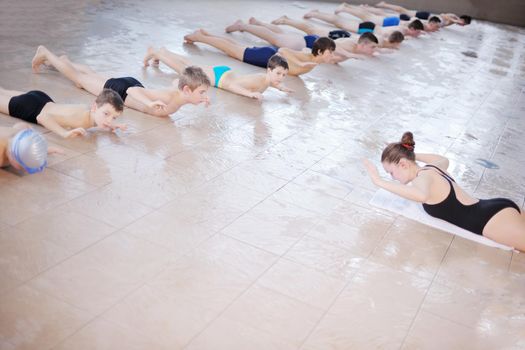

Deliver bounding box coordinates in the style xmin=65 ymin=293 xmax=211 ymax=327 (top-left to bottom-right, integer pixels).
xmin=363 ymin=132 xmax=525 ymax=251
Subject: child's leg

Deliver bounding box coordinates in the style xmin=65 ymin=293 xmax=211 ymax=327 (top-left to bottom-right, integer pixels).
xmin=0 ymin=87 xmax=24 ymax=115
xmin=375 ymin=1 xmax=414 ymax=16
xmin=226 ymin=21 xmax=289 ymax=47
xmin=272 ymin=16 xmax=322 ymax=36
xmin=31 ymin=46 xmax=106 ymax=96
xmin=333 ymin=5 xmax=376 ymax=22
xmin=184 ymin=29 xmax=246 ymax=61
xmin=144 ymin=47 xmax=215 ymax=83
xmin=303 ymin=10 xmax=356 ymax=31
xmin=248 ymin=17 xmax=284 ymax=33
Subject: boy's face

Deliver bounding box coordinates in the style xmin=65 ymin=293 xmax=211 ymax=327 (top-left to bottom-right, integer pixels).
xmin=319 ymin=49 xmax=335 ymax=63
xmin=184 ymin=85 xmax=210 ymax=105
xmin=358 ymin=42 xmax=378 ymax=56
xmin=92 ymin=103 xmax=121 ymax=128
xmin=428 ymin=22 xmax=440 ymax=31
xmin=267 ymin=66 xmax=288 ymax=85
xmin=408 ymin=28 xmax=421 ymax=37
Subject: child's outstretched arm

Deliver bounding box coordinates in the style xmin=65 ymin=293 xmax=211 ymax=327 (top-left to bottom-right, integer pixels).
xmin=127 ymin=87 xmax=168 ymax=112
xmin=226 ymin=83 xmax=263 ymax=101
xmin=36 ymin=112 xmax=86 ymax=138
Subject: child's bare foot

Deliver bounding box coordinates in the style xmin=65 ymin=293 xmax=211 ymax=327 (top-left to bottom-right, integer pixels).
xmin=304 ymin=10 xmax=319 ymax=19
xmin=143 ymin=46 xmax=157 ymax=67
xmin=225 ymin=19 xmax=244 ymax=33
xmin=184 ymin=29 xmax=203 ymax=44
xmin=271 ymin=15 xmax=289 ymax=25
xmin=31 ymin=45 xmax=48 ymax=73
xmin=335 ymin=3 xmax=348 ymax=14
xmin=376 ymin=1 xmax=386 ymax=7
xmin=248 ymin=17 xmax=259 ymax=25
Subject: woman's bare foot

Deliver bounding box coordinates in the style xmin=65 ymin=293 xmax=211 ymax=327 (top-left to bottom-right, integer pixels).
xmin=271 ymin=15 xmax=289 ymax=25
xmin=31 ymin=45 xmax=48 ymax=73
xmin=225 ymin=19 xmax=244 ymax=33
xmin=304 ymin=10 xmax=319 ymax=19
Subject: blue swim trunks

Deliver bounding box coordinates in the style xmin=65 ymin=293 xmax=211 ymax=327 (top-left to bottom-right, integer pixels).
xmin=382 ymin=16 xmax=400 ymax=27
xmin=212 ymin=65 xmax=231 ymax=87
xmin=304 ymin=35 xmax=320 ymax=49
xmin=242 ymin=46 xmax=278 ymax=68
xmin=358 ymin=21 xmax=375 ymax=34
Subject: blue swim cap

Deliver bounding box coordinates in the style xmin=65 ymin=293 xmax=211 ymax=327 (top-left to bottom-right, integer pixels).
xmin=10 ymin=129 xmax=48 ymax=174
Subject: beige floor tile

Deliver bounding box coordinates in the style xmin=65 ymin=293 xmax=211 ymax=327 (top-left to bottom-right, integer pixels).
xmin=122 ymin=209 xmax=215 ymax=256
xmin=148 ymin=234 xmax=278 ymax=312
xmin=270 ymin=182 xmax=346 ymax=215
xmin=63 ymin=186 xmax=153 ymax=228
xmin=29 ymin=231 xmax=172 ymax=316
xmin=435 ymin=236 xmax=514 ymax=291
xmin=307 ymin=217 xmax=386 ymax=257
xmin=102 ymin=284 xmax=218 ymax=349
xmin=185 ymin=317 xmax=297 ymax=350
xmin=302 ymin=263 xmax=431 ymax=350
xmin=221 ymin=198 xmax=319 ymax=255
xmin=285 ymin=236 xmax=365 ymax=281
xmin=257 ymin=259 xmax=346 ymax=310
xmin=0 ymin=227 xmax=71 ymax=295
xmin=53 ymin=318 xmax=171 ymax=350
xmin=50 ymin=154 xmax=128 ymax=187
xmin=14 ymin=206 xmax=117 ymax=255
xmin=510 ymin=251 xmax=525 ymax=273
xmin=401 ymin=311 xmax=496 ymax=350
xmin=421 ymin=280 xmax=525 ymax=340
xmin=369 ymin=218 xmax=453 ymax=280
xmin=328 ymin=201 xmax=395 ymax=235
xmin=0 ymin=285 xmax=89 ymax=350
xmin=291 ymin=170 xmax=354 ymax=200
xmin=222 ymin=285 xmax=325 ymax=347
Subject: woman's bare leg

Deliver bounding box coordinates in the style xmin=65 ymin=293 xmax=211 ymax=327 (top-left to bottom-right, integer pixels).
xmin=272 ymin=15 xmax=327 ymax=36
xmin=483 ymin=208 xmax=525 ymax=252
xmin=184 ymin=29 xmax=246 ymax=61
xmin=31 ymin=46 xmax=106 ymax=96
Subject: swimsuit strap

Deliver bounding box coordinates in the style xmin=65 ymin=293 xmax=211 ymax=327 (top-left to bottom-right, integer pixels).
xmin=419 ymin=164 xmax=456 ymax=183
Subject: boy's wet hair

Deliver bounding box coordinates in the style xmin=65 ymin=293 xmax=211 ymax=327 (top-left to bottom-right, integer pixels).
xmin=311 ymin=37 xmax=336 ymax=56
xmin=358 ymin=32 xmax=379 ymax=44
xmin=460 ymin=15 xmax=472 ymax=25
xmin=178 ymin=66 xmax=211 ymax=91
xmin=408 ymin=19 xmax=424 ymax=30
xmin=267 ymin=54 xmax=289 ymax=70
xmin=388 ymin=31 xmax=405 ymax=44
xmin=95 ymin=89 xmax=124 ymax=112
xmin=429 ymin=16 xmax=442 ymax=24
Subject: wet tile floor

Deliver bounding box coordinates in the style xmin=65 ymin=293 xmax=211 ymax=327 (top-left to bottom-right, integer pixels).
xmin=1 ymin=1 xmax=525 ymax=349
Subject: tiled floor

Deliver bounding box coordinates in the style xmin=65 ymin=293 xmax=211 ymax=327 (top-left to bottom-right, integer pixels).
xmin=1 ymin=1 xmax=525 ymax=349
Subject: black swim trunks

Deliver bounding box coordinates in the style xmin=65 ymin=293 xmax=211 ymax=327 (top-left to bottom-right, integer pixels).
xmin=415 ymin=11 xmax=431 ymax=20
xmin=329 ymin=30 xmax=351 ymax=40
xmin=103 ymin=77 xmax=144 ymax=102
xmin=8 ymin=90 xmax=54 ymax=124
xmin=399 ymin=14 xmax=411 ymax=21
